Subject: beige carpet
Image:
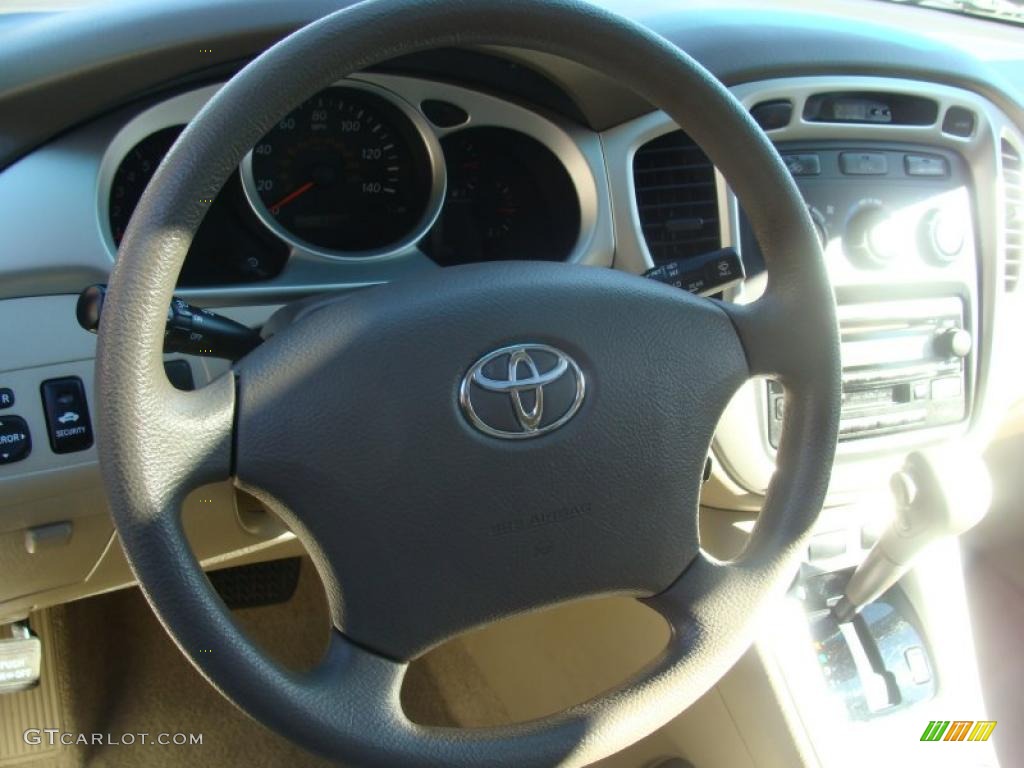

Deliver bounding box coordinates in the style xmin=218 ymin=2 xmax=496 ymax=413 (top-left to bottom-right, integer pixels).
xmin=18 ymin=558 xmax=499 ymax=767
xmin=9 ymin=557 xmax=676 ymax=767
xmin=55 ymin=559 xmax=343 ymax=767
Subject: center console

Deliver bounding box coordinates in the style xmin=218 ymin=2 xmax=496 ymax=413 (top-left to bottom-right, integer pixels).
xmin=596 ymin=70 xmax=1022 ymax=768
xmin=740 ymin=139 xmax=978 ymax=451
xmin=770 ymin=296 xmax=970 ymax=446
xmin=714 ymin=77 xmax=1017 ymax=768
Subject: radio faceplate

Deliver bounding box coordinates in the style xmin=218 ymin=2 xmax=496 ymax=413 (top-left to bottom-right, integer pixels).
xmin=768 ymin=297 xmax=969 ymax=445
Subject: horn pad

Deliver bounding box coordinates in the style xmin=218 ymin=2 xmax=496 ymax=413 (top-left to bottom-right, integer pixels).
xmin=234 ymin=261 xmax=748 ymax=659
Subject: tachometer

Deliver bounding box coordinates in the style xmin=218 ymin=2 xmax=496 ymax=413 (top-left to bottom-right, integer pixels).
xmin=109 ymin=125 xmax=182 ymax=246
xmin=242 ymin=84 xmax=441 ymax=256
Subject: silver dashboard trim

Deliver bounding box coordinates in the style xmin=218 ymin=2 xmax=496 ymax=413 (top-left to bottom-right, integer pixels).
xmin=96 ymin=83 xmax=223 ymax=263
xmin=600 ymin=112 xmax=736 ymax=277
xmin=91 ymin=73 xmax=610 ymax=305
xmin=358 ymin=72 xmax=608 ymax=269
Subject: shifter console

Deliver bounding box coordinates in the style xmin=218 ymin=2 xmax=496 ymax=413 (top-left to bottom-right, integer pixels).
xmin=798 ymin=568 xmax=936 ymax=720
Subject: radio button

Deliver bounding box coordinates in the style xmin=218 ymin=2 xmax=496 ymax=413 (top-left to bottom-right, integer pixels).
xmin=893 ymin=383 xmax=913 ymax=404
xmin=931 ymin=377 xmax=963 ymax=400
xmin=934 ymin=328 xmax=972 ymax=359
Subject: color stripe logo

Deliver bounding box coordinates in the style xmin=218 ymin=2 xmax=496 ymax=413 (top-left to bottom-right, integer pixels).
xmin=921 ymin=721 xmax=997 ymax=742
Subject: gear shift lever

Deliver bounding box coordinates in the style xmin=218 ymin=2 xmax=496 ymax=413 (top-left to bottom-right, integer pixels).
xmin=832 ymin=447 xmax=991 ymax=623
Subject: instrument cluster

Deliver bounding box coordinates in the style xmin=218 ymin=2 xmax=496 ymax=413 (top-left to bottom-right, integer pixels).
xmin=106 ymin=81 xmax=581 ymax=287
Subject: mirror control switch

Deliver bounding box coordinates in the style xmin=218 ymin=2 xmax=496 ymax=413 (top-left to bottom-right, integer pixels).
xmin=0 ymin=415 xmax=31 ymax=464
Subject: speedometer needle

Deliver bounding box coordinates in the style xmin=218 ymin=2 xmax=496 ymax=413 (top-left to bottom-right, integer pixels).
xmin=269 ymin=181 xmax=314 ymax=213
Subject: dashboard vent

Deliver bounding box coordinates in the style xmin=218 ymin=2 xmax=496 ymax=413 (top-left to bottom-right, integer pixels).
xmin=633 ymin=130 xmax=720 ymax=265
xmin=1003 ymin=138 xmax=1022 ymax=291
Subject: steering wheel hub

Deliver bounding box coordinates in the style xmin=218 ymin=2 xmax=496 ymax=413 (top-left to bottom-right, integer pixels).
xmin=235 ymin=262 xmax=747 ymax=659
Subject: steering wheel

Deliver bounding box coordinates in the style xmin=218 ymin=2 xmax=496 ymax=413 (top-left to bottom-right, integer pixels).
xmin=95 ymin=0 xmax=840 ymax=765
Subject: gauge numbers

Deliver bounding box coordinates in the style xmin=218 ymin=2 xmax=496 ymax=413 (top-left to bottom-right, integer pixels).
xmin=245 ymin=85 xmax=437 ymax=256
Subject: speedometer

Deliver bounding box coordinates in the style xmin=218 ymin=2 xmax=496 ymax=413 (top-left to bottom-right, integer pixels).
xmin=242 ymin=84 xmax=442 ymax=257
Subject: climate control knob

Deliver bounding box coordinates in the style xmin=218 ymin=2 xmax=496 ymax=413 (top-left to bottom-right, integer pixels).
xmin=919 ymin=208 xmax=966 ymax=266
xmin=845 ymin=201 xmax=899 ymax=268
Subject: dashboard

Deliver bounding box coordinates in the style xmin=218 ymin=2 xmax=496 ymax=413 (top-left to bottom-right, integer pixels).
xmin=0 ymin=0 xmax=1023 ymax=623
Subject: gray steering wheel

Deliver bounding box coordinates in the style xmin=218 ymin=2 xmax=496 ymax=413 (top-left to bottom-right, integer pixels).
xmin=95 ymin=0 xmax=840 ymax=765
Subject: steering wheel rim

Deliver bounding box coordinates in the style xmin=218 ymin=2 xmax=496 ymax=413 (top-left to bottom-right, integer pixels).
xmin=95 ymin=0 xmax=840 ymax=765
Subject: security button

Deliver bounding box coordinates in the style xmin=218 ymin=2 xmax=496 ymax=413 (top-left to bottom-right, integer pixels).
xmin=0 ymin=415 xmax=31 ymax=464
xmin=40 ymin=377 xmax=93 ymax=454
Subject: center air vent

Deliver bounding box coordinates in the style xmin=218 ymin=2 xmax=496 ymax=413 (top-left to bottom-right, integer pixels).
xmin=1002 ymin=138 xmax=1022 ymax=291
xmin=633 ymin=130 xmax=720 ymax=265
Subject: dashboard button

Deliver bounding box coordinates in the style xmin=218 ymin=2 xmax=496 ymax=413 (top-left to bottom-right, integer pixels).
xmin=0 ymin=388 xmax=13 ymax=409
xmin=774 ymin=397 xmax=785 ymax=420
xmin=24 ymin=521 xmax=73 ymax=553
xmin=942 ymin=107 xmax=975 ymax=138
xmin=904 ymin=154 xmax=948 ymax=177
xmin=0 ymin=415 xmax=31 ymax=464
xmin=781 ymin=153 xmax=821 ymax=176
xmin=931 ymin=377 xmax=963 ymax=400
xmin=750 ymin=100 xmax=793 ymax=130
xmin=905 ymin=646 xmax=932 ymax=685
xmin=839 ymin=152 xmax=888 ymax=175
xmin=164 ymin=359 xmax=195 ymax=391
xmin=40 ymin=377 xmax=93 ymax=454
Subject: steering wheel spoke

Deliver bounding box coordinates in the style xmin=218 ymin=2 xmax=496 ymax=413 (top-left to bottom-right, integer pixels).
xmin=160 ymin=375 xmax=237 ymax=492
xmin=715 ymin=287 xmax=823 ymax=381
xmin=95 ymin=347 xmax=236 ymax=523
